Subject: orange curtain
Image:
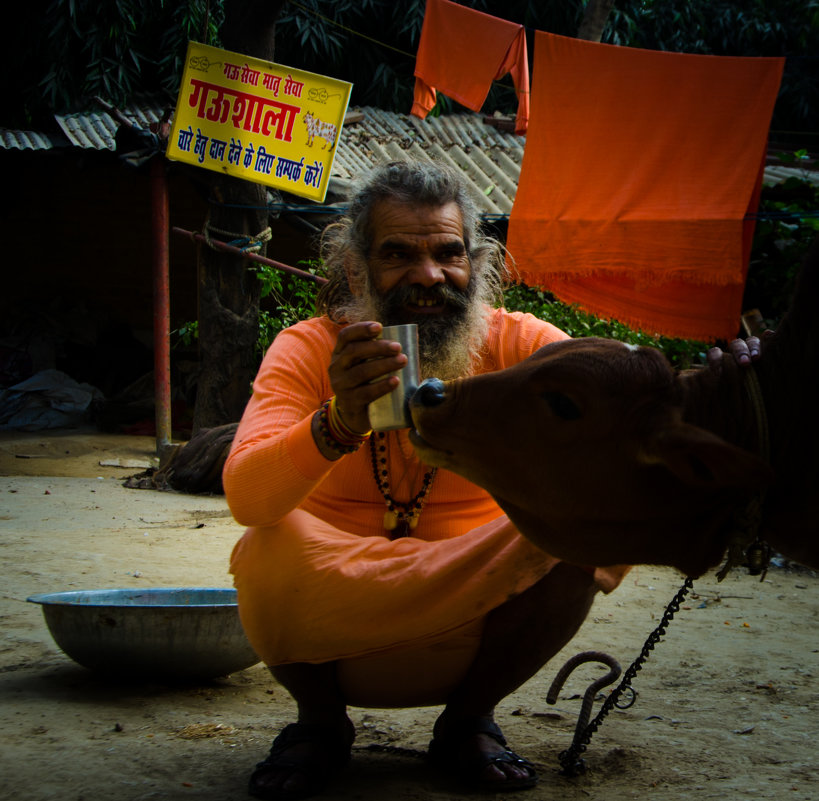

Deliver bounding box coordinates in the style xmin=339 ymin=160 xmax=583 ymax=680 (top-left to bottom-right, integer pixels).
xmin=411 ymin=0 xmax=529 ymax=135
xmin=507 ymin=31 xmax=784 ymax=341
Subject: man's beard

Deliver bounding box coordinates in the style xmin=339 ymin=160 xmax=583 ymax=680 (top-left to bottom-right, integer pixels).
xmin=339 ymin=275 xmax=489 ymax=380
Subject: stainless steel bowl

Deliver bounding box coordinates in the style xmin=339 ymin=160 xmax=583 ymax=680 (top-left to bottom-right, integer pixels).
xmin=27 ymin=587 xmax=261 ymax=679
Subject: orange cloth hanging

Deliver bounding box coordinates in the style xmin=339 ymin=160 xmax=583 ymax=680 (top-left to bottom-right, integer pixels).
xmin=507 ymin=31 xmax=784 ymax=341
xmin=411 ymin=0 xmax=529 ymax=134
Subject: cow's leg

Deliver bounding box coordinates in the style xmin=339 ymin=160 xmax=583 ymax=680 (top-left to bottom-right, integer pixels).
xmin=432 ymin=562 xmax=598 ymax=786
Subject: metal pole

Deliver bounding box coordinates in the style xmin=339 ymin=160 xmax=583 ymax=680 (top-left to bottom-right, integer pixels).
xmin=152 ymin=156 xmax=172 ymax=457
xmin=171 ymin=226 xmax=328 ymax=285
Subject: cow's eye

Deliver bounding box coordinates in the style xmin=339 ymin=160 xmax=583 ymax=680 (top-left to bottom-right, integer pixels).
xmin=542 ymin=391 xmax=582 ymax=420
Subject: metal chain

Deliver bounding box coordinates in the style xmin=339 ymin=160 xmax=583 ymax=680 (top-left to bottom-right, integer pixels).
xmin=352 ymin=578 xmax=695 ymax=776
xmin=557 ymin=576 xmax=694 ymax=776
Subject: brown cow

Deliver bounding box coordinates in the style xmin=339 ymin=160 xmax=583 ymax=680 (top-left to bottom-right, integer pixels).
xmin=409 ymin=237 xmax=819 ymax=579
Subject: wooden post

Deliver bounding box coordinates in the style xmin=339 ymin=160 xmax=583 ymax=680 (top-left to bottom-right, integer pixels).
xmin=151 ymin=155 xmax=172 ymax=457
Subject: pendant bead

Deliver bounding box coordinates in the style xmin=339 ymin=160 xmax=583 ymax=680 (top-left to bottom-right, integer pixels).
xmin=370 ymin=433 xmax=437 ymax=539
xmin=391 ymin=519 xmax=411 ymax=539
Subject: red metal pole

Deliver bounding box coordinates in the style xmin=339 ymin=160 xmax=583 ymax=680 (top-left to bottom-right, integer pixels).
xmin=171 ymin=226 xmax=328 ymax=284
xmin=151 ymin=157 xmax=172 ymax=456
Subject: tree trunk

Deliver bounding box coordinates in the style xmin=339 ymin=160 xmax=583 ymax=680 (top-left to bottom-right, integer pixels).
xmin=577 ymin=0 xmax=615 ymax=42
xmin=193 ymin=178 xmax=267 ymax=430
xmin=192 ymin=0 xmax=286 ymax=432
xmin=158 ymin=423 xmax=239 ymax=494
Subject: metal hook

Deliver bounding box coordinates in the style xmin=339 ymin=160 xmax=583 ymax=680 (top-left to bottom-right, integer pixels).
xmin=546 ymin=650 xmax=623 ymax=775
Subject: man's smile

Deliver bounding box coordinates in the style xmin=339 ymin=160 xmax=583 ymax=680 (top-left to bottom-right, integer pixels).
xmin=406 ymin=299 xmax=447 ymax=314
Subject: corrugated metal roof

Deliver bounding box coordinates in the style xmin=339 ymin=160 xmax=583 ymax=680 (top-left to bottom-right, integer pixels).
xmin=331 ymin=107 xmax=524 ymax=215
xmin=761 ymin=163 xmax=818 ymax=186
xmin=3 ymin=102 xmax=816 ymax=206
xmin=54 ymin=102 xmax=169 ymax=150
xmin=0 ymin=127 xmax=61 ymax=151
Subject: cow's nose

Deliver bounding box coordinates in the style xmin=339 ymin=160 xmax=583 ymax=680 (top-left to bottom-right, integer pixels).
xmin=414 ymin=377 xmax=446 ymax=407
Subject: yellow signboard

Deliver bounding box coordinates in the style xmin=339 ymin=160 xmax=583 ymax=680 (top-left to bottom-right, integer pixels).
xmin=166 ymin=42 xmax=352 ymax=203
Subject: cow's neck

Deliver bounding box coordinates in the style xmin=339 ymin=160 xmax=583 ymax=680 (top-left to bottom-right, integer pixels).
xmin=680 ymin=358 xmax=766 ymax=458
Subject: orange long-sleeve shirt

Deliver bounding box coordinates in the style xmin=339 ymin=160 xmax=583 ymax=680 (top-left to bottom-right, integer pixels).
xmin=224 ymin=308 xmax=567 ymax=537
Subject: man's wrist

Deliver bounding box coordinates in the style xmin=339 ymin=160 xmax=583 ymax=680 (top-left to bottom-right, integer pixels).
xmin=313 ymin=397 xmax=371 ymax=460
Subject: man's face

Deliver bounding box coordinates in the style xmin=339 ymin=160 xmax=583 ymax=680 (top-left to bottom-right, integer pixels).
xmin=366 ymin=199 xmax=472 ymax=326
xmin=342 ymin=197 xmax=488 ymax=379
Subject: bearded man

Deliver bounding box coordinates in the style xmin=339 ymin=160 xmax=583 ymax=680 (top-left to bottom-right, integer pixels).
xmin=224 ymin=161 xmax=657 ymax=798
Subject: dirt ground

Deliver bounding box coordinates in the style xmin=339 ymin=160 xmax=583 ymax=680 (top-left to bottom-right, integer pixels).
xmin=1 ymin=427 xmax=817 ymax=801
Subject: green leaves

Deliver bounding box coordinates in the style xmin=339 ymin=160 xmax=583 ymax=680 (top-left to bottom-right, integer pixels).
xmin=745 ymin=172 xmax=819 ymax=323
xmin=776 ymin=148 xmax=812 ymax=164
xmin=501 ymin=282 xmax=709 ymax=368
xmin=250 ymin=260 xmax=323 ymax=357
xmin=10 ymin=0 xmax=223 ymax=126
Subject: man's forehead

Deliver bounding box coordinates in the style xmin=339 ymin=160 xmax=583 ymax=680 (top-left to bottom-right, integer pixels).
xmin=370 ymin=199 xmax=466 ymax=243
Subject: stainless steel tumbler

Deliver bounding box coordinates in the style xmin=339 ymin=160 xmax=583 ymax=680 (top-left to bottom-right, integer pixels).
xmin=367 ymin=324 xmax=420 ymax=431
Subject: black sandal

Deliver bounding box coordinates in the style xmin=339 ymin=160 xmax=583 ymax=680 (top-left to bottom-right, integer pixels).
xmin=248 ymin=721 xmax=355 ymax=800
xmin=428 ymin=716 xmax=538 ymax=792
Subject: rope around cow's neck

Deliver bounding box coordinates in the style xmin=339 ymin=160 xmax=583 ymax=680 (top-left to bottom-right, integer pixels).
xmin=716 ymin=364 xmax=771 ymax=581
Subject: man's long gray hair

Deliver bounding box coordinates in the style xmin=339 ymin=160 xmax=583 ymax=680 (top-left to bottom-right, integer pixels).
xmin=315 ymin=161 xmax=509 ymax=322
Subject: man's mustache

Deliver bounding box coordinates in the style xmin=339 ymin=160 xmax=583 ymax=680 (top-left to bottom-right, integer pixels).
xmin=381 ymin=283 xmax=470 ymax=314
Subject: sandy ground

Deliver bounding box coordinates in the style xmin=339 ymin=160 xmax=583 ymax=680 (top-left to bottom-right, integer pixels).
xmin=0 ymin=427 xmax=817 ymax=801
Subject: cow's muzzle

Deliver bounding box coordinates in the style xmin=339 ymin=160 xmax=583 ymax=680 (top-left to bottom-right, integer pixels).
xmin=412 ymin=377 xmax=446 ymax=407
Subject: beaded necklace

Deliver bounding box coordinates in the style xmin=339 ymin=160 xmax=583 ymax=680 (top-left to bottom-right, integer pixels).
xmin=369 ymin=431 xmax=438 ymax=539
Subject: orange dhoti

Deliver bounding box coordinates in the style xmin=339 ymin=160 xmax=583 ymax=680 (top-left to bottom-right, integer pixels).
xmin=231 ymin=510 xmax=563 ymax=707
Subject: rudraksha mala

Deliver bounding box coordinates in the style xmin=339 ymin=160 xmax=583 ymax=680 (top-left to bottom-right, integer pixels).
xmin=369 ymin=431 xmax=437 ymax=539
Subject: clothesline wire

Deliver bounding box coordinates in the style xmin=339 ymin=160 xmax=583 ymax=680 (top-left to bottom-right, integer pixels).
xmin=283 ymin=2 xmax=815 ymax=112
xmin=285 ymin=2 xmax=814 ymax=75
xmin=285 ymin=0 xmax=519 ymax=97
xmin=286 ymin=0 xmax=418 ymax=59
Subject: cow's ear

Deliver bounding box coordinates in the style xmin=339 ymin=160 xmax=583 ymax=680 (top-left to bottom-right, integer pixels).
xmin=640 ymin=423 xmax=773 ymax=489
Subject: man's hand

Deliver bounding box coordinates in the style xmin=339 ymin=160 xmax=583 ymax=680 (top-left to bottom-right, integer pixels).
xmin=706 ymin=331 xmax=776 ymax=375
xmin=328 ymin=321 xmax=408 ymax=435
